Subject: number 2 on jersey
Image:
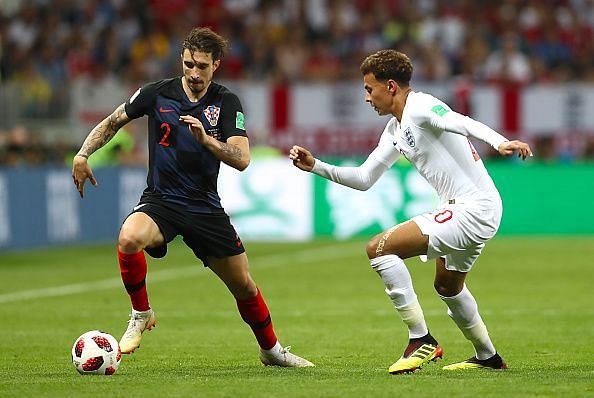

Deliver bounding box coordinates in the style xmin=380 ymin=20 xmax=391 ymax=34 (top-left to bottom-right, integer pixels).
xmin=159 ymin=122 xmax=172 ymax=147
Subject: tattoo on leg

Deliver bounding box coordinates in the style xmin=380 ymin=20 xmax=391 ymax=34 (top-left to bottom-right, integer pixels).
xmin=376 ymin=225 xmax=399 ymax=257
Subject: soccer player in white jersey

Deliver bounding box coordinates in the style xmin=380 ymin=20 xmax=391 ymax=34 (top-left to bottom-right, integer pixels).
xmin=289 ymin=49 xmax=532 ymax=374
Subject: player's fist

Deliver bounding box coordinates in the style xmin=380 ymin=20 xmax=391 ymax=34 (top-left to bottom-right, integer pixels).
xmin=289 ymin=145 xmax=315 ymax=172
xmin=498 ymin=140 xmax=533 ymax=160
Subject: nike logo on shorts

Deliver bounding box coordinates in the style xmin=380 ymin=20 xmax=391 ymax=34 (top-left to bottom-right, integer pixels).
xmin=159 ymin=107 xmax=175 ymax=113
xmin=133 ymin=203 xmax=148 ymax=211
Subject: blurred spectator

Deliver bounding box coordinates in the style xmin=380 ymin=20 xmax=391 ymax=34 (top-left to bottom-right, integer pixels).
xmin=6 ymin=3 xmax=38 ymax=52
xmin=302 ymin=39 xmax=341 ymax=81
xmin=129 ymin=25 xmax=171 ymax=80
xmin=13 ymin=63 xmax=52 ymax=118
xmin=483 ymin=32 xmax=532 ymax=83
xmin=417 ymin=41 xmax=452 ymax=82
xmin=532 ymin=22 xmax=572 ymax=71
xmin=0 ymin=125 xmax=76 ymax=167
xmin=274 ymin=25 xmax=307 ymax=81
xmin=65 ymin=33 xmax=94 ymax=79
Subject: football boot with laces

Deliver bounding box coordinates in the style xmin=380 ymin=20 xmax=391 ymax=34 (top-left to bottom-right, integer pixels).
xmin=259 ymin=343 xmax=315 ymax=367
xmin=119 ymin=308 xmax=156 ymax=354
xmin=388 ymin=333 xmax=443 ymax=374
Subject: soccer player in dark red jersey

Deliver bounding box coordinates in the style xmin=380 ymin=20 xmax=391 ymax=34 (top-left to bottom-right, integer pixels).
xmin=72 ymin=27 xmax=313 ymax=367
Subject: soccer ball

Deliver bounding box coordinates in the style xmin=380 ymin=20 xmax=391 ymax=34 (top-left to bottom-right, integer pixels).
xmin=71 ymin=330 xmax=121 ymax=375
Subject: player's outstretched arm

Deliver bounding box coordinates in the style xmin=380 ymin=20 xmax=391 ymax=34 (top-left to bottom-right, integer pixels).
xmin=72 ymin=103 xmax=131 ymax=198
xmin=289 ymin=145 xmax=315 ymax=172
xmin=289 ymin=144 xmax=390 ymax=191
xmin=498 ymin=140 xmax=533 ymax=160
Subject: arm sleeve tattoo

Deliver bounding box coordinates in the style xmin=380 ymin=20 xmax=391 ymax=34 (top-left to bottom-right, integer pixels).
xmin=216 ymin=141 xmax=244 ymax=163
xmin=77 ymin=104 xmax=129 ymax=158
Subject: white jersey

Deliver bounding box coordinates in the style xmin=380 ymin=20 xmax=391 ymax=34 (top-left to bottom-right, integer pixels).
xmin=369 ymin=92 xmax=507 ymax=206
xmin=311 ymin=91 xmax=509 ymax=270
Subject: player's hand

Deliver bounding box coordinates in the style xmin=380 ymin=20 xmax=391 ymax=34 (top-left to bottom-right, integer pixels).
xmin=72 ymin=155 xmax=97 ymax=198
xmin=289 ymin=145 xmax=315 ymax=172
xmin=180 ymin=115 xmax=208 ymax=145
xmin=498 ymin=140 xmax=533 ymax=160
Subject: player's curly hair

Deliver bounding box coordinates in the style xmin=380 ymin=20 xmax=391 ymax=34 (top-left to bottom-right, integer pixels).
xmin=360 ymin=50 xmax=413 ymax=87
xmin=182 ymin=27 xmax=228 ymax=61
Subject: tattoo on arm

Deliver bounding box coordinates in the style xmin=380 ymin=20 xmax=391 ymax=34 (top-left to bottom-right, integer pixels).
xmin=216 ymin=141 xmax=243 ymax=163
xmin=77 ymin=104 xmax=128 ymax=158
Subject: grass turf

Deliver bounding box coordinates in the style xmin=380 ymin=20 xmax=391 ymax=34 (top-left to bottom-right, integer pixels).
xmin=0 ymin=237 xmax=592 ymax=397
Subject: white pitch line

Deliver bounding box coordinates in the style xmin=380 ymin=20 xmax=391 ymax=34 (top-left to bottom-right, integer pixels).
xmin=0 ymin=241 xmax=365 ymax=304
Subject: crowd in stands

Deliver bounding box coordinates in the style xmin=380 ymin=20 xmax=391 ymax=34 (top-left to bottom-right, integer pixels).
xmin=3 ymin=0 xmax=593 ymax=85
xmin=1 ymin=0 xmax=594 ymax=165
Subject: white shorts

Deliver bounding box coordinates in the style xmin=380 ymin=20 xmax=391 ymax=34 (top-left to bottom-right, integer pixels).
xmin=412 ymin=200 xmax=502 ymax=272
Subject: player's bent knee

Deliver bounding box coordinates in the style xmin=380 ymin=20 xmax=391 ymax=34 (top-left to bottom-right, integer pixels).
xmin=118 ymin=230 xmax=146 ymax=253
xmin=433 ymin=281 xmax=449 ymax=297
xmin=243 ymin=283 xmax=258 ymax=299
xmin=366 ymin=237 xmax=380 ymax=259
xmin=433 ymin=280 xmax=462 ymax=297
xmin=232 ymin=277 xmax=258 ymax=300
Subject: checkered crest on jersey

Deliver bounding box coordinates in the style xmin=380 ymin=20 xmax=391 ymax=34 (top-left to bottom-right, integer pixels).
xmin=204 ymin=105 xmax=221 ymax=126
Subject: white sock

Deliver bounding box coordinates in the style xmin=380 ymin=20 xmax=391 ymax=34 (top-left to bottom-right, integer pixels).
xmin=262 ymin=341 xmax=282 ymax=354
xmin=370 ymin=255 xmax=428 ymax=339
xmin=132 ymin=308 xmax=152 ymax=316
xmin=440 ymin=285 xmax=496 ymax=360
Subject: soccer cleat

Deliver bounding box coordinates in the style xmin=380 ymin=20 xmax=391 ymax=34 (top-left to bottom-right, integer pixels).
xmin=259 ymin=343 xmax=315 ymax=368
xmin=442 ymin=353 xmax=507 ymax=370
xmin=388 ymin=333 xmax=443 ymax=374
xmin=119 ymin=308 xmax=156 ymax=354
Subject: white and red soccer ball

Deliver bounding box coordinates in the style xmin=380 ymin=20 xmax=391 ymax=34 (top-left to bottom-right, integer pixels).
xmin=71 ymin=330 xmax=121 ymax=375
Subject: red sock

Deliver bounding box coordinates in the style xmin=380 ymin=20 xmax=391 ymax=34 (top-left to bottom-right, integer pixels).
xmin=118 ymin=248 xmax=150 ymax=311
xmin=236 ymin=289 xmax=278 ymax=350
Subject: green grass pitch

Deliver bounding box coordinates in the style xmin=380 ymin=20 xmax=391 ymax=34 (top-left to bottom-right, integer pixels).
xmin=0 ymin=237 xmax=592 ymax=397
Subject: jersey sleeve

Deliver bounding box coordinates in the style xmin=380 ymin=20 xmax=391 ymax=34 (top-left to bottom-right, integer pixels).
xmin=310 ymin=120 xmax=399 ymax=191
xmin=219 ymin=92 xmax=248 ymax=140
xmin=124 ymin=81 xmax=160 ymax=119
xmin=414 ymin=97 xmax=508 ymax=150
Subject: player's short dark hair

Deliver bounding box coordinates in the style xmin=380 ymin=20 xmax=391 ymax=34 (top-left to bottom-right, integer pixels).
xmin=182 ymin=27 xmax=228 ymax=61
xmin=360 ymin=50 xmax=413 ymax=87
